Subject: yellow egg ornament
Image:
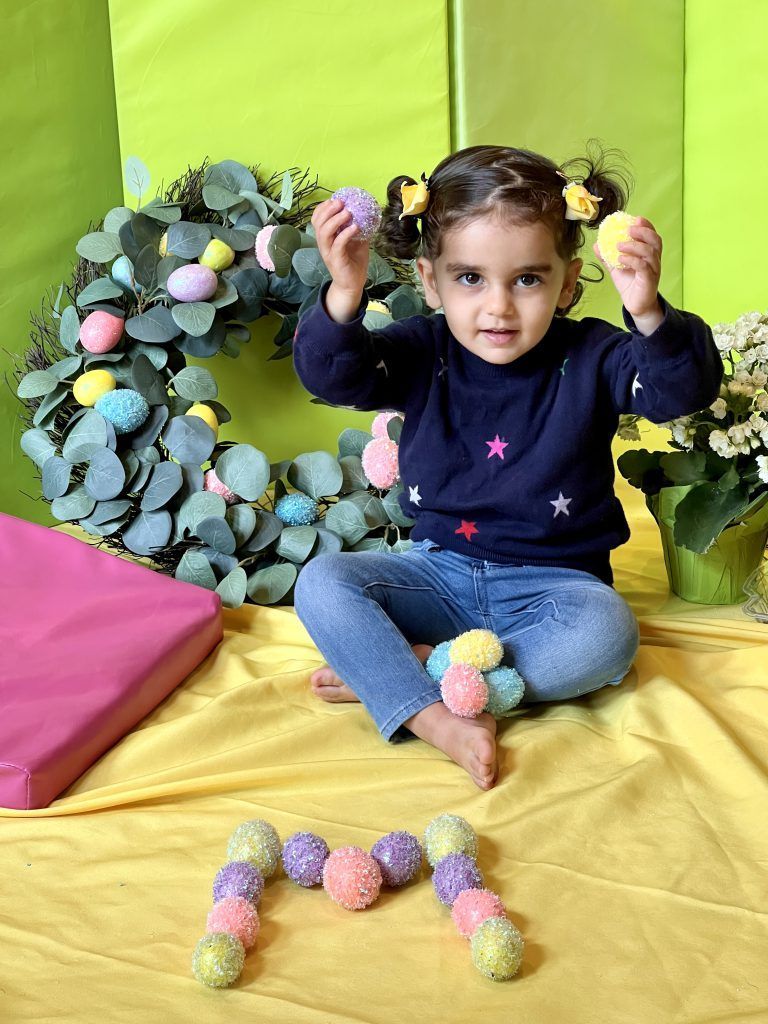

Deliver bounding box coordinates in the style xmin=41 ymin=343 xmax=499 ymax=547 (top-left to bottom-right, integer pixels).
xmin=596 ymin=211 xmax=640 ymax=270
xmin=72 ymin=369 xmax=117 ymax=407
xmin=185 ymin=403 xmax=219 ymax=439
xmin=199 ymin=239 xmax=235 ymax=272
xmin=158 ymin=232 xmax=168 ymax=257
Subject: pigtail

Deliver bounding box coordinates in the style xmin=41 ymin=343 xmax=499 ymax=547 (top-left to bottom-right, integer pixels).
xmin=560 ymin=137 xmax=634 ymax=228
xmin=372 ymin=174 xmax=424 ymax=261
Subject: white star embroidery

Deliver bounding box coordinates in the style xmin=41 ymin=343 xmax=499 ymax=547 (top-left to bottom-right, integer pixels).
xmin=409 ymin=485 xmax=422 ymax=506
xmin=631 ymin=372 xmax=643 ymax=396
xmin=376 ymin=359 xmax=388 ymax=376
xmin=550 ymin=492 xmax=572 ymax=517
xmin=438 ymin=356 xmax=448 ymax=379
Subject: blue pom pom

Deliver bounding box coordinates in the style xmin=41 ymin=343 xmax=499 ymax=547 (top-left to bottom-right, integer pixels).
xmin=484 ymin=665 xmax=525 ymax=716
xmin=275 ymin=493 xmax=319 ymax=526
xmin=95 ymin=388 xmax=150 ymax=434
xmin=426 ymin=640 xmax=452 ymax=682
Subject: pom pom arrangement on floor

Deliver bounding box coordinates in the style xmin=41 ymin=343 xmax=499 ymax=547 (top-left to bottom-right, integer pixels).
xmin=192 ymin=815 xmax=522 ymax=986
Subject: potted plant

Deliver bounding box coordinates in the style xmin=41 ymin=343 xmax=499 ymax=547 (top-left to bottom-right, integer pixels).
xmin=617 ymin=308 xmax=768 ymax=604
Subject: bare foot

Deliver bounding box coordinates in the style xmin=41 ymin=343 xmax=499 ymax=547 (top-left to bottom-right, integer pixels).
xmin=404 ymin=704 xmax=498 ymax=790
xmin=310 ymin=643 xmax=434 ymax=703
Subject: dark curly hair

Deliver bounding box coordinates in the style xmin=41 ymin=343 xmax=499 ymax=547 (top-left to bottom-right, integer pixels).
xmin=373 ymin=138 xmax=634 ymax=317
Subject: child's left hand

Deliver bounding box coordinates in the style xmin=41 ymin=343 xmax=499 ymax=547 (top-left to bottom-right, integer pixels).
xmin=593 ymin=216 xmax=663 ymax=321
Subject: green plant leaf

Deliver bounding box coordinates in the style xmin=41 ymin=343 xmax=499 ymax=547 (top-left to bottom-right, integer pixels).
xmin=672 ymin=482 xmax=751 ymax=553
xmin=179 ymin=491 xmax=227 ymax=534
xmin=77 ymin=277 xmax=124 ymax=307
xmin=59 ymin=305 xmax=81 ymax=353
xmin=41 ymin=456 xmax=72 ymax=499
xmin=175 ymin=549 xmax=218 ymax=590
xmin=125 ymin=306 xmax=181 ymax=343
xmin=21 ymin=428 xmax=57 ymax=468
xmin=276 ymin=525 xmax=317 ymax=563
xmin=51 ymin=484 xmax=96 ymax=521
xmin=104 ymin=207 xmax=134 ymax=233
xmin=338 ymin=428 xmax=372 ymax=458
xmin=141 ymin=461 xmax=183 ymax=511
xmin=84 ymin=447 xmax=127 ymax=501
xmin=324 ymin=499 xmax=369 ymax=544
xmin=216 ymin=567 xmax=247 ymax=608
xmin=225 ymin=503 xmax=257 ymax=547
xmin=215 ymin=444 xmax=270 ymax=501
xmin=122 ymin=509 xmax=172 ymax=556
xmin=170 ymin=365 xmax=218 ymax=401
xmin=17 ymin=370 xmax=58 ymax=399
xmin=162 ymin=415 xmax=216 ymax=465
xmin=196 ymin=515 xmax=237 ymax=555
xmin=125 ymin=156 xmax=151 ymax=201
xmin=76 ymin=232 xmax=123 ymax=263
xmin=62 ymin=409 xmax=108 ymax=463
xmin=287 ymin=451 xmax=343 ymax=500
xmin=166 ymin=221 xmax=211 ymax=259
xmin=659 ymin=450 xmax=708 ymax=484
xmin=171 ymin=302 xmax=216 ymax=337
xmin=246 ymin=563 xmax=297 ymax=605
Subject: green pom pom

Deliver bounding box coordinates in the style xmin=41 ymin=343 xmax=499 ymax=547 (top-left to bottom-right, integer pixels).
xmin=471 ymin=917 xmax=524 ymax=981
xmin=424 ymin=813 xmax=478 ymax=867
xmin=227 ymin=819 xmax=281 ymax=878
xmin=191 ymin=932 xmax=245 ymax=987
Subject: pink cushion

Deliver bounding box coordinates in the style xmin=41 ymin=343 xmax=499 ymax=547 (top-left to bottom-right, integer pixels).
xmin=0 ymin=512 xmax=222 ymax=809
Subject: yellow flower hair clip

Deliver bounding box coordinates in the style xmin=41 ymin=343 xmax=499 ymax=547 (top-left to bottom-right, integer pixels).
xmin=557 ymin=170 xmax=602 ymax=222
xmin=399 ymin=171 xmax=430 ymax=220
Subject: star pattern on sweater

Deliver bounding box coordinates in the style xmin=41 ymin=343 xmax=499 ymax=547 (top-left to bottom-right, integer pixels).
xmin=409 ymin=485 xmax=422 ymax=506
xmin=455 ymin=520 xmax=478 ymax=541
xmin=438 ymin=356 xmax=448 ymax=379
xmin=632 ymin=372 xmax=643 ymax=395
xmin=485 ymin=434 xmax=509 ymax=460
xmin=559 ymin=357 xmax=569 ymax=376
xmin=550 ymin=492 xmax=572 ymax=517
xmin=376 ymin=359 xmax=388 ymax=377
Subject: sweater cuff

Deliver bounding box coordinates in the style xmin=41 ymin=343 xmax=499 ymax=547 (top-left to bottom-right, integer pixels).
xmin=299 ymin=279 xmax=370 ymax=347
xmin=621 ymin=292 xmax=690 ymax=360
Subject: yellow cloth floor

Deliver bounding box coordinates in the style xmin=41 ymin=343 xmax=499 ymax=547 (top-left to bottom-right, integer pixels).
xmin=2 ymin=454 xmax=767 ymax=1022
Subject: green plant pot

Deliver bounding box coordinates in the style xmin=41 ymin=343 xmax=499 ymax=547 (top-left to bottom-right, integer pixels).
xmin=646 ymin=485 xmax=768 ymax=605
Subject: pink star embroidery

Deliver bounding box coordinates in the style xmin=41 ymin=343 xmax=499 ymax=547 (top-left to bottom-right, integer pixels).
xmin=485 ymin=434 xmax=509 ymax=460
xmin=455 ymin=520 xmax=479 ymax=541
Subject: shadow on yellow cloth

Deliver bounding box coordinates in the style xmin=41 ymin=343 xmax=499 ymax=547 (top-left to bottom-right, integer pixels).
xmin=2 ymin=436 xmax=767 ymax=1022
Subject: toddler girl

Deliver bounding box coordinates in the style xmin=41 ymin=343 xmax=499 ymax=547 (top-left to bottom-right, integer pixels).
xmin=291 ymin=141 xmax=722 ymax=790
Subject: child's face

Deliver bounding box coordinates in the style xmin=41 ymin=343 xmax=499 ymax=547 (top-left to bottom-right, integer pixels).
xmin=416 ymin=215 xmax=583 ymax=366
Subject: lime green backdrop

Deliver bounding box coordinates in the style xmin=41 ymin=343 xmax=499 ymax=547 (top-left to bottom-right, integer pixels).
xmin=2 ymin=1 xmax=766 ymax=525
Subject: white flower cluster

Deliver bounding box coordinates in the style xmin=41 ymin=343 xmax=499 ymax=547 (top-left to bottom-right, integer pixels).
xmin=659 ymin=309 xmax=768 ymax=482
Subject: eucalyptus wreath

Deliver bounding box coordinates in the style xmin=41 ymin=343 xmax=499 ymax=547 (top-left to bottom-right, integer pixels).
xmin=9 ymin=157 xmax=428 ymax=608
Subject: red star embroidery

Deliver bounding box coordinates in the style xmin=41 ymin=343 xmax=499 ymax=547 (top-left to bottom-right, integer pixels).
xmin=455 ymin=520 xmax=479 ymax=541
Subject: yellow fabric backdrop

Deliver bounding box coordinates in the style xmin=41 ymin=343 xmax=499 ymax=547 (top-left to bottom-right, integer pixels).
xmin=2 ymin=435 xmax=767 ymax=1022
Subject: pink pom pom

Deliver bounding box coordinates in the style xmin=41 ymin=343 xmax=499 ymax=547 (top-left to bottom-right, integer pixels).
xmin=371 ymin=411 xmax=403 ymax=439
xmin=451 ymin=888 xmax=506 ymax=939
xmin=440 ymin=663 xmax=488 ymax=718
xmin=322 ymin=846 xmax=382 ymax=910
xmin=254 ymin=225 xmax=277 ymax=271
xmin=204 ymin=468 xmax=238 ymax=504
xmin=206 ymin=896 xmax=260 ymax=949
xmin=361 ymin=437 xmax=400 ymax=489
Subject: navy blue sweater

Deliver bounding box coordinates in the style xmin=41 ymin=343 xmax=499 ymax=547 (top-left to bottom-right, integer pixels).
xmin=293 ymin=279 xmax=722 ymax=586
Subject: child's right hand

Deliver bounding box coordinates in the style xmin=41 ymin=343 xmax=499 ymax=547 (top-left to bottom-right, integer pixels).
xmin=312 ymin=198 xmax=370 ymax=299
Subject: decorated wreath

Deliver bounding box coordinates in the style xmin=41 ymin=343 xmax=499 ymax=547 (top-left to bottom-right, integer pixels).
xmin=9 ymin=157 xmax=428 ymax=608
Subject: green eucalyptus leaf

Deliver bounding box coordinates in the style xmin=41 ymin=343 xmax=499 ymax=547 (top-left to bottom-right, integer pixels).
xmin=77 ymin=277 xmax=124 ymax=307
xmin=176 ymin=549 xmax=218 ymax=590
xmin=125 ymin=156 xmax=151 ymax=200
xmin=279 ymin=170 xmax=294 ymax=213
xmin=125 ymin=305 xmax=181 ymax=343
xmin=129 ymin=404 xmax=169 ymax=449
xmin=338 ymin=454 xmax=368 ymax=493
xmin=59 ymin=305 xmax=81 ymax=353
xmin=292 ymin=248 xmax=330 ymax=287
xmin=17 ymin=370 xmax=58 ymax=399
xmin=21 ymin=428 xmax=57 ymax=467
xmin=140 ymin=198 xmax=182 ymax=224
xmin=230 ymin=267 xmax=269 ymax=322
xmin=32 ymin=385 xmax=70 ymax=428
xmin=88 ymin=499 xmax=133 ymax=525
xmin=41 ymin=456 xmax=72 ymax=499
xmin=141 ymin=461 xmax=183 ymax=511
xmin=225 ymin=503 xmax=257 ymax=547
xmin=276 ymin=525 xmax=317 ymax=563
xmin=382 ymin=482 xmax=416 ymax=527
xmin=324 ymin=499 xmax=369 ymax=544
xmin=51 ymin=484 xmax=96 ymax=521
xmin=76 ymin=232 xmax=123 ymax=263
xmin=171 ymin=302 xmax=216 ymax=337
xmin=202 ymin=184 xmax=242 ymax=211
xmin=288 ymin=451 xmax=344 ymax=500
xmin=215 ymin=444 xmax=270 ymax=502
xmin=122 ymin=509 xmax=172 ymax=556
xmin=104 ymin=207 xmax=134 ymax=233
xmin=210 ymin=277 xmax=238 ymax=309
xmin=216 ymin=567 xmax=247 ymax=608
xmin=62 ymin=409 xmax=108 ymax=463
xmin=170 ymin=365 xmax=218 ymax=401
xmin=166 ymin=221 xmax=211 ymax=259
xmin=245 ymin=563 xmax=297 ymax=605
xmin=196 ymin=515 xmax=237 ymax=554
xmin=205 ymin=159 xmax=258 ymax=194
xmin=131 ymin=354 xmax=168 ymax=405
xmin=84 ymin=447 xmax=127 ymax=500
xmin=239 ymin=510 xmax=283 ymax=553
xmin=179 ymin=491 xmax=227 ymax=534
xmin=49 ymin=356 xmax=83 ymax=381
xmin=173 ymin=318 xmax=226 ymax=358
xmin=162 ymin=415 xmax=216 ymax=464
xmin=78 ymin=512 xmax=131 ymax=537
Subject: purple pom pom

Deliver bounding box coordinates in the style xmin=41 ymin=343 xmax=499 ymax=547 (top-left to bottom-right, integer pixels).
xmin=282 ymin=831 xmax=330 ymax=887
xmin=432 ymin=852 xmax=482 ymax=906
xmin=212 ymin=861 xmax=264 ymax=905
xmin=371 ymin=830 xmax=423 ymax=887
xmin=331 ymin=186 xmax=382 ymax=241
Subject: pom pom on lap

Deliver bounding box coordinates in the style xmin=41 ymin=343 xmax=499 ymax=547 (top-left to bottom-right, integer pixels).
xmin=449 ymin=629 xmax=504 ymax=672
xmin=440 ymin=662 xmax=488 ymax=718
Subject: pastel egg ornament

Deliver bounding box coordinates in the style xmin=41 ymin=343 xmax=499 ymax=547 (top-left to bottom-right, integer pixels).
xmin=72 ymin=369 xmax=116 ymax=408
xmin=424 ymin=814 xmax=478 ymax=867
xmin=167 ymin=263 xmax=218 ymax=302
xmin=212 ymin=860 xmax=265 ymax=906
xmin=322 ymin=846 xmax=382 ymax=910
xmin=432 ymin=852 xmax=483 ymax=907
xmin=331 ymin=186 xmax=382 ymax=241
xmin=191 ymin=932 xmax=245 ymax=988
xmin=596 ymin=210 xmax=641 ymax=270
xmin=79 ymin=310 xmax=124 ymax=354
xmin=370 ymin=830 xmax=423 ymax=887
xmin=94 ymin=388 xmax=149 ymax=434
xmin=440 ymin=662 xmax=489 ymax=718
xmin=206 ymin=896 xmax=260 ymax=950
xmin=111 ymin=254 xmax=142 ymax=295
xmin=185 ymin=402 xmax=219 ymax=440
xmin=470 ymin=917 xmax=525 ymax=981
xmin=282 ymin=831 xmax=330 ymax=888
xmin=226 ymin=819 xmax=282 ymax=880
xmin=199 ymin=238 xmax=235 ymax=272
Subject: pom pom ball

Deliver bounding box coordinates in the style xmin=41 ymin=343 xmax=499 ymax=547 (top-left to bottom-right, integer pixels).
xmin=227 ymin=819 xmax=281 ymax=879
xmin=440 ymin=662 xmax=489 ymax=718
xmin=370 ymin=830 xmax=422 ymax=887
xmin=371 ymin=411 xmax=401 ymax=440
xmin=72 ymin=369 xmax=116 ymax=408
xmin=206 ymin=896 xmax=260 ymax=949
xmin=361 ymin=436 xmax=400 ymax=489
xmin=322 ymin=846 xmax=382 ymax=910
xmin=425 ymin=640 xmax=452 ymax=682
xmin=470 ymin=917 xmax=525 ymax=981
xmin=596 ymin=211 xmax=640 ymax=270
xmin=204 ymin=468 xmax=238 ymax=504
xmin=212 ymin=860 xmax=265 ymax=905
xmin=331 ymin=186 xmax=382 ymax=241
xmin=451 ymin=888 xmax=506 ymax=939
xmin=432 ymin=852 xmax=483 ymax=906
xmin=424 ymin=813 xmax=478 ymax=867
xmin=254 ymin=225 xmax=277 ymax=271
xmin=449 ymin=629 xmax=504 ymax=672
xmin=483 ymin=665 xmax=526 ymax=717
xmin=275 ymin=492 xmax=320 ymax=526
xmin=282 ymin=831 xmax=330 ymax=887
xmin=79 ymin=310 xmax=124 ymax=354
xmin=191 ymin=932 xmax=245 ymax=988
xmin=95 ymin=388 xmax=150 ymax=434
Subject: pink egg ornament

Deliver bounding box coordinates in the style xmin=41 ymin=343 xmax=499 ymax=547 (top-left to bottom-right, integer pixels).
xmin=79 ymin=310 xmax=124 ymax=354
xmin=322 ymin=846 xmax=382 ymax=910
xmin=167 ymin=264 xmax=218 ymax=303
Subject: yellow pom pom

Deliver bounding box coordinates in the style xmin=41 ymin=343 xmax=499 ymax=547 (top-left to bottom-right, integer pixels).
xmin=366 ymin=300 xmax=390 ymax=316
xmin=449 ymin=629 xmax=504 ymax=672
xmin=596 ymin=211 xmax=640 ymax=270
xmin=72 ymin=369 xmax=117 ymax=407
xmin=199 ymin=239 xmax=235 ymax=272
xmin=185 ymin=403 xmax=219 ymax=438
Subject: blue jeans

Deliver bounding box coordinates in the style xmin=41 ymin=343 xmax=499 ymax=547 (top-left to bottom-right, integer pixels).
xmin=293 ymin=537 xmax=640 ymax=742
